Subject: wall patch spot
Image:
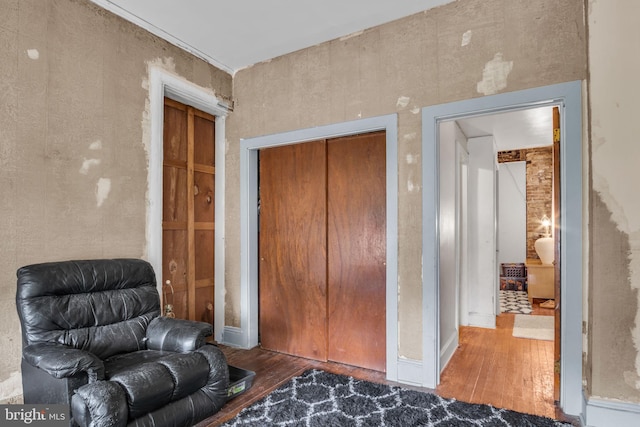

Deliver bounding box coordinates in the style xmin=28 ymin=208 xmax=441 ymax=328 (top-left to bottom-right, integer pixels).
xmin=406 ymin=154 xmax=419 ymax=164
xmin=411 ymin=107 xmax=420 ymax=115
xmin=96 ymin=178 xmax=111 ymax=207
xmin=79 ymin=158 xmax=101 ymax=175
xmin=396 ymin=96 xmax=411 ymax=109
xmin=26 ymin=49 xmax=39 ymax=60
xmin=89 ymin=140 xmax=102 ymax=150
xmin=404 ymin=132 xmax=417 ymax=141
xmin=476 ymin=53 xmax=513 ymax=96
xmin=407 ymin=179 xmax=419 ymax=193
xmin=461 ymin=30 xmax=473 ymax=47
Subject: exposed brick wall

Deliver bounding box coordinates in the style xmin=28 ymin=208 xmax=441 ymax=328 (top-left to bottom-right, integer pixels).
xmin=497 ymin=149 xmax=526 ymax=163
xmin=525 ymin=147 xmax=554 ymax=259
xmin=498 ymin=146 xmax=554 ymax=260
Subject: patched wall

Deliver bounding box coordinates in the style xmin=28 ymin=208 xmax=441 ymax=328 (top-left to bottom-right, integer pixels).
xmin=587 ymin=0 xmax=640 ymax=403
xmin=0 ymin=0 xmax=231 ymax=402
xmin=10 ymin=0 xmax=640 ymax=411
xmin=226 ymin=0 xmax=586 ymax=360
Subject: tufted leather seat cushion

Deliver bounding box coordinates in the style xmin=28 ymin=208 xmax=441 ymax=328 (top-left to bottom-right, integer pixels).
xmin=105 ymin=351 xmax=209 ymax=419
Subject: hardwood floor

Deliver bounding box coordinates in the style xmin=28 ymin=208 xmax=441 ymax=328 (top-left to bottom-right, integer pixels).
xmin=198 ymin=301 xmax=577 ymax=426
xmin=437 ymin=302 xmax=563 ymax=420
xmin=196 ymin=346 xmax=395 ymax=426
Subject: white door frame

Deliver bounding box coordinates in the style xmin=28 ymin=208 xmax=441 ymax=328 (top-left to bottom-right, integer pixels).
xmin=422 ymin=80 xmax=583 ymax=416
xmin=146 ymin=66 xmax=230 ymax=341
xmin=236 ymin=114 xmax=400 ymax=381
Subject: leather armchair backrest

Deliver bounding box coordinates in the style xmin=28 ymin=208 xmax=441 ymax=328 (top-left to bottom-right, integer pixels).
xmin=16 ymin=259 xmax=162 ymax=359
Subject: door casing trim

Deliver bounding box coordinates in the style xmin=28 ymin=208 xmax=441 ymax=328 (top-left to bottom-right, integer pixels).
xmin=422 ymin=80 xmax=584 ymax=416
xmin=237 ymin=114 xmax=399 ymax=380
xmin=147 ymin=66 xmax=229 ymax=340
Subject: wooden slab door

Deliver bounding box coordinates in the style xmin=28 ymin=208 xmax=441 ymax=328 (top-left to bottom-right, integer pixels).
xmin=162 ymin=98 xmax=215 ymax=325
xmin=552 ymin=106 xmax=561 ymax=402
xmin=258 ymin=132 xmax=386 ymax=372
xmin=259 ymin=141 xmax=328 ymax=361
xmin=327 ymin=132 xmax=386 ymax=372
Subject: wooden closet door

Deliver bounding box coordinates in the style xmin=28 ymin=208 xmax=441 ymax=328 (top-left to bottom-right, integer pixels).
xmin=193 ymin=112 xmax=215 ymax=325
xmin=259 ymin=141 xmax=328 ymax=361
xmin=163 ymin=100 xmax=189 ymax=320
xmin=327 ymin=131 xmax=386 ymax=372
xmin=162 ymin=98 xmax=215 ymax=325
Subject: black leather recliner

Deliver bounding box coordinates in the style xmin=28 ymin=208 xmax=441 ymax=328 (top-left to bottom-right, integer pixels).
xmin=15 ymin=258 xmax=229 ymax=427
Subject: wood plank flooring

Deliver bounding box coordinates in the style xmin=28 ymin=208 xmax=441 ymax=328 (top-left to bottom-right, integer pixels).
xmin=437 ymin=303 xmax=561 ymax=420
xmin=198 ymin=301 xmax=577 ymax=426
xmin=196 ymin=346 xmax=395 ymax=426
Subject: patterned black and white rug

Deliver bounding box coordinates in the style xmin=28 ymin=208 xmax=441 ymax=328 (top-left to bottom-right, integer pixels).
xmin=500 ymin=290 xmax=533 ymax=314
xmin=222 ymin=369 xmax=571 ymax=426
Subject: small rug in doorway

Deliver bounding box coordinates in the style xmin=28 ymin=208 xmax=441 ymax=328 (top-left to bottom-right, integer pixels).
xmin=513 ymin=314 xmax=554 ymax=341
xmin=500 ymin=290 xmax=533 ymax=314
xmin=221 ymin=369 xmax=571 ymax=426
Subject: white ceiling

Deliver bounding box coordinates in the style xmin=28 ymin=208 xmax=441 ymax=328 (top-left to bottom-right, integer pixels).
xmin=89 ymin=0 xmax=552 ymax=147
xmin=90 ymin=0 xmax=455 ymax=74
xmin=457 ymin=107 xmax=554 ymax=151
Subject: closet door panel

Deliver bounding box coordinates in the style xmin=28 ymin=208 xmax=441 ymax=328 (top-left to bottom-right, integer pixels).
xmin=193 ymin=114 xmax=215 ymax=166
xmin=192 ymin=111 xmax=215 ymax=326
xmin=194 ymin=171 xmax=215 ymax=222
xmin=162 ymin=98 xmax=215 ymax=326
xmin=259 ymin=141 xmax=328 ymax=361
xmin=327 ymin=132 xmax=386 ymax=372
xmin=162 ymin=101 xmax=189 ymax=320
xmin=194 ymin=229 xmax=214 ymax=324
xmin=162 ymin=229 xmax=188 ymax=320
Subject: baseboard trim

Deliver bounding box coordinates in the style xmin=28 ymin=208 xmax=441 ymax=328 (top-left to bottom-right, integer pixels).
xmin=221 ymin=326 xmax=247 ymax=348
xmin=440 ymin=331 xmax=459 ymax=371
xmin=396 ymin=358 xmax=424 ymax=387
xmin=468 ymin=312 xmax=496 ymax=329
xmin=581 ymin=392 xmax=640 ymax=427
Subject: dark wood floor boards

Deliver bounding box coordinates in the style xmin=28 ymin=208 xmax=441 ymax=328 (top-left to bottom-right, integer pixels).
xmin=199 ymin=301 xmax=576 ymax=426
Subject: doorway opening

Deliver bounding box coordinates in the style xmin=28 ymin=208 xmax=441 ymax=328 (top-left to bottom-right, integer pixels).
xmin=422 ymin=81 xmax=583 ymax=416
xmin=436 ymin=106 xmax=561 ymax=417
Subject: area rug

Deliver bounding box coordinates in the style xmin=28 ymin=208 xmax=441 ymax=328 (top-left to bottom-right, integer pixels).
xmin=513 ymin=314 xmax=554 ymax=341
xmin=221 ymin=369 xmax=571 ymax=426
xmin=500 ymin=290 xmax=533 ymax=314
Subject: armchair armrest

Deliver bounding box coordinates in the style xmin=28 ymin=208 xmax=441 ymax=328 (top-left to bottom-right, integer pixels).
xmin=22 ymin=342 xmax=104 ymax=382
xmin=145 ymin=317 xmax=212 ymax=352
xmin=71 ymin=381 xmax=128 ymax=427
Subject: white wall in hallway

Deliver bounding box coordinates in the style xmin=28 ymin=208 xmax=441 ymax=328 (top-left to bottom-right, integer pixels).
xmin=467 ymin=136 xmax=497 ymax=328
xmin=497 ymin=161 xmax=527 ymax=267
xmin=438 ymin=121 xmax=460 ymax=368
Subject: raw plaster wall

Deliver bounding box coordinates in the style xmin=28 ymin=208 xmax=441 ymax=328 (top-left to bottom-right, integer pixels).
xmin=227 ymin=0 xmax=586 ymax=360
xmin=587 ymin=0 xmax=640 ymax=402
xmin=0 ymin=0 xmax=231 ymax=402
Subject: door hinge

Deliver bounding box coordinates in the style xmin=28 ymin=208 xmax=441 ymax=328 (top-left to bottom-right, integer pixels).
xmin=553 ymin=128 xmax=561 ymax=143
xmin=554 ymin=360 xmax=561 ymax=374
